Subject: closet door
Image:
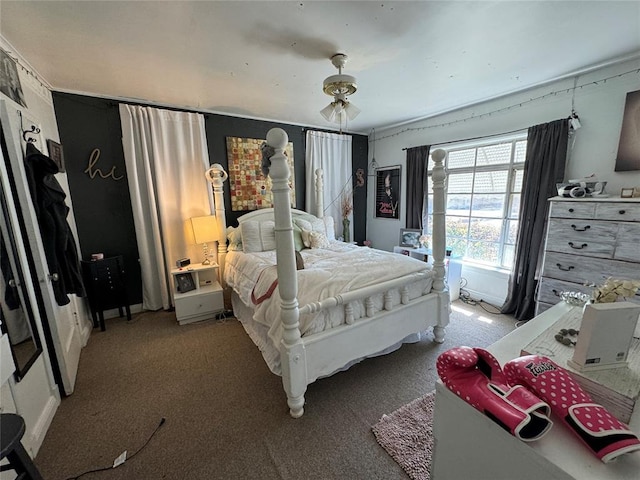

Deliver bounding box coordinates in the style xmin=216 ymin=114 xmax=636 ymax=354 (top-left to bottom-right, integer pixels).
xmin=1 ymin=101 xmax=83 ymax=394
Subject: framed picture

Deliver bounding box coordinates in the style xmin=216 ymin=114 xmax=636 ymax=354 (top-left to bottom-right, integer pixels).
xmin=226 ymin=136 xmax=295 ymax=211
xmin=47 ymin=139 xmax=65 ymax=173
xmin=0 ymin=48 xmax=27 ymax=107
xmin=399 ymin=228 xmax=421 ymax=247
xmin=175 ymin=273 xmax=196 ymax=293
xmin=621 ymin=187 xmax=635 ymax=198
xmin=376 ymin=165 xmax=401 ymax=219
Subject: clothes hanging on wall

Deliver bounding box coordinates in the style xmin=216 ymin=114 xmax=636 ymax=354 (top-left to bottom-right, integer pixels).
xmin=23 ymin=142 xmax=85 ymax=306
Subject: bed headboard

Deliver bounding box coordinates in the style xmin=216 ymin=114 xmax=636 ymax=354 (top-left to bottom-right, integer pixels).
xmin=237 ymin=208 xmax=310 ymax=225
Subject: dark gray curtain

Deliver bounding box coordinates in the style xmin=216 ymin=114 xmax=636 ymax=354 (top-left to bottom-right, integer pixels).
xmin=501 ymin=119 xmax=569 ymax=321
xmin=406 ymin=145 xmax=431 ymax=229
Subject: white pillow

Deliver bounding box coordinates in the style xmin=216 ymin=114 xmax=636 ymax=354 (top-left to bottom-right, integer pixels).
xmin=226 ymin=226 xmax=243 ymax=251
xmin=241 ymin=220 xmax=276 ymax=252
xmin=323 ymin=216 xmax=336 ymax=241
xmin=295 ymin=218 xmax=313 ymax=233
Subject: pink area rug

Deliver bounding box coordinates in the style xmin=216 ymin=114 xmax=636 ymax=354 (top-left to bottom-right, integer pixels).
xmin=372 ymin=391 xmax=435 ymax=480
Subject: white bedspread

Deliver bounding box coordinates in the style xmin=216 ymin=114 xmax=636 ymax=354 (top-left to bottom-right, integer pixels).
xmin=225 ymin=242 xmax=434 ymax=347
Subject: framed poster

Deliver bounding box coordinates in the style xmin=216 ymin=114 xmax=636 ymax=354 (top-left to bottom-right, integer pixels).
xmin=375 ymin=165 xmax=400 ymax=219
xmin=0 ymin=48 xmax=27 ymax=107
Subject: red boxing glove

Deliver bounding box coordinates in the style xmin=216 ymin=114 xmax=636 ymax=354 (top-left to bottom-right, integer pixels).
xmin=437 ymin=346 xmax=552 ymax=441
xmin=504 ymin=355 xmax=640 ymax=463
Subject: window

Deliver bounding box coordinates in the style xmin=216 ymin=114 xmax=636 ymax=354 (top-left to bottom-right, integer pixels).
xmin=426 ymin=134 xmax=527 ymax=269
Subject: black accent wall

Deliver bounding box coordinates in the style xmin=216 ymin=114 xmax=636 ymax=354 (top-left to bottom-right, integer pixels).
xmin=52 ymin=92 xmax=369 ymax=308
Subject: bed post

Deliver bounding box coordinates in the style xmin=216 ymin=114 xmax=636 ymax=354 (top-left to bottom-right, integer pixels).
xmin=266 ymin=128 xmax=306 ymax=418
xmin=430 ymin=148 xmax=448 ymax=343
xmin=315 ymin=168 xmax=324 ymax=218
xmin=205 ymin=163 xmax=228 ymax=287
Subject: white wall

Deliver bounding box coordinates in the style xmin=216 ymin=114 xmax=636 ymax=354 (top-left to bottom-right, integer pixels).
xmin=368 ymin=57 xmax=640 ymax=305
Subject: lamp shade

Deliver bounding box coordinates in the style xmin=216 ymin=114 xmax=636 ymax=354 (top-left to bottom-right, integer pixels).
xmin=190 ymin=215 xmax=218 ymax=244
xmin=320 ymin=99 xmax=360 ymax=123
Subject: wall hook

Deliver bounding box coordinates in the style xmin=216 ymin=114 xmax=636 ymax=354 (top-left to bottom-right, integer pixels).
xmin=17 ymin=110 xmax=40 ymax=142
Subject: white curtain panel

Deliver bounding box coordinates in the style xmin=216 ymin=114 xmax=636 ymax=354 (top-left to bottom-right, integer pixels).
xmin=305 ymin=130 xmax=352 ymax=240
xmin=120 ymin=104 xmax=214 ymax=311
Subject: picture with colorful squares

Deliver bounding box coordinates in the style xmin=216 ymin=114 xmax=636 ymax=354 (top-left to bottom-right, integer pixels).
xmin=226 ymin=136 xmax=296 ymax=211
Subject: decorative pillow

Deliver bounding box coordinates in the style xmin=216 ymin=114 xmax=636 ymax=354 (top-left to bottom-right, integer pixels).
xmin=241 ymin=220 xmax=276 ymax=252
xmin=226 ymin=226 xmax=243 ymax=251
xmin=299 ymin=227 xmax=312 ymax=248
xmin=309 ymin=231 xmax=330 ymax=249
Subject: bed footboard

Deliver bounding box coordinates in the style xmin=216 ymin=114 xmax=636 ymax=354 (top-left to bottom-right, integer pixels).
xmin=265 ymin=128 xmax=448 ymax=418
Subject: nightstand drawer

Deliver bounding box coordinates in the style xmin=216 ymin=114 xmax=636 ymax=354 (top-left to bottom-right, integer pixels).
xmin=174 ymin=289 xmax=223 ymax=320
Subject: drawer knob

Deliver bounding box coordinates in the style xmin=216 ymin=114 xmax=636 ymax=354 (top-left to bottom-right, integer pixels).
xmin=568 ymin=208 xmax=574 ymax=213
xmin=570 ymin=224 xmax=590 ymax=232
xmin=556 ymin=263 xmax=575 ymax=272
xmin=568 ymin=242 xmax=588 ymax=250
xmin=619 ymin=210 xmax=626 ymax=215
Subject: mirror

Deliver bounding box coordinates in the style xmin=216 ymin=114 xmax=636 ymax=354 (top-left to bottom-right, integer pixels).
xmin=0 ymin=127 xmax=43 ymax=381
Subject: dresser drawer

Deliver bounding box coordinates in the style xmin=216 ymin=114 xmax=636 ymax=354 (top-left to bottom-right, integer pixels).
xmin=594 ymin=202 xmax=640 ymax=222
xmin=541 ymin=251 xmax=640 ymax=285
xmin=537 ymin=277 xmax=593 ymax=305
xmin=615 ymin=223 xmax=640 ymax=262
xmin=545 ymin=219 xmax=616 ymax=257
xmin=549 ymin=201 xmax=596 ymax=219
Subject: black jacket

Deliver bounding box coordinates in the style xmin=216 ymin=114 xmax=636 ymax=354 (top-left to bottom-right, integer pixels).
xmin=24 ymin=142 xmax=85 ymax=306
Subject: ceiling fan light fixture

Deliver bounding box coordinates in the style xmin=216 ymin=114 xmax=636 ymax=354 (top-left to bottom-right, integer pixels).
xmin=320 ymin=53 xmax=359 ymax=123
xmin=323 ymin=74 xmax=357 ymax=96
xmin=320 ymin=102 xmax=339 ymax=122
xmin=320 ymin=98 xmax=360 ymax=124
xmin=343 ymin=101 xmax=360 ymax=121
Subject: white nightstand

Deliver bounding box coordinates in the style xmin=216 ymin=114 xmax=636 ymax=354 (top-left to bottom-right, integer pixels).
xmin=170 ymin=263 xmax=224 ymax=325
xmin=392 ymin=246 xmax=461 ymax=301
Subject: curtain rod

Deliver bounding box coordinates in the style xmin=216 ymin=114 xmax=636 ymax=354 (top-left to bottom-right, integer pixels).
xmin=402 ymin=126 xmax=530 ymax=150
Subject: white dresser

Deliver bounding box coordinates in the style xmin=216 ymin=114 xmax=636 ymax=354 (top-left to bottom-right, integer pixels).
xmin=536 ymin=196 xmax=640 ymax=315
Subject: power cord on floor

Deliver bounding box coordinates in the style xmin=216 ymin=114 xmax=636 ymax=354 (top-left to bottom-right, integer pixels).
xmin=458 ymin=278 xmax=502 ymax=315
xmin=65 ymin=417 xmax=166 ymax=480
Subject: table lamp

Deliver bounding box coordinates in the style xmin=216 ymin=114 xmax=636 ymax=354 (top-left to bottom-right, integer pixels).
xmin=190 ymin=215 xmax=218 ymax=265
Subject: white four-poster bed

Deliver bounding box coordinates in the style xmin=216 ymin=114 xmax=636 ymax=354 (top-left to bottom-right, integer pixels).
xmin=205 ymin=128 xmax=450 ymax=418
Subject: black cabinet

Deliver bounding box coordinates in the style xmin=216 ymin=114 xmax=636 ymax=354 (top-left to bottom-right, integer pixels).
xmin=81 ymin=256 xmax=131 ymax=331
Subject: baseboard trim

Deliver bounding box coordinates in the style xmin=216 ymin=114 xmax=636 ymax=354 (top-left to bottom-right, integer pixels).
xmin=27 ymin=392 xmax=60 ymax=457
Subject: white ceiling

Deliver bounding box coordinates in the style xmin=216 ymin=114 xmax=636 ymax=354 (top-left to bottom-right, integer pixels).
xmin=1 ymin=1 xmax=639 ymax=134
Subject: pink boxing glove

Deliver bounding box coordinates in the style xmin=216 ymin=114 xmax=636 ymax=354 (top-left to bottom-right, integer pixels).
xmin=504 ymin=355 xmax=640 ymax=463
xmin=437 ymin=346 xmax=552 ymax=441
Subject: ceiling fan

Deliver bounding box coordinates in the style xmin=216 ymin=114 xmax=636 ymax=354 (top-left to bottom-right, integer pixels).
xmin=320 ymin=53 xmax=360 ymax=125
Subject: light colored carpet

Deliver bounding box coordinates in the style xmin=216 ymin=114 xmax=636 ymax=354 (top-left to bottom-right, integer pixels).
xmin=372 ymin=391 xmax=435 ymax=480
